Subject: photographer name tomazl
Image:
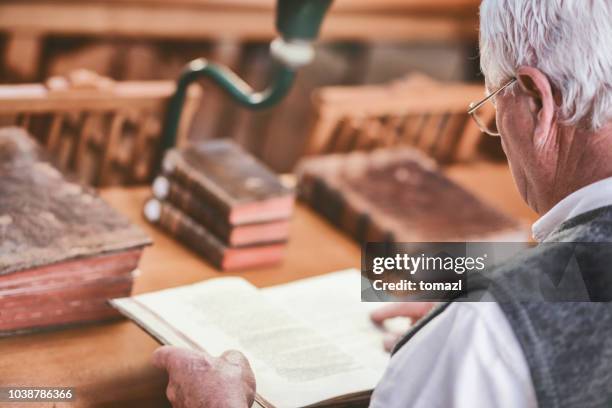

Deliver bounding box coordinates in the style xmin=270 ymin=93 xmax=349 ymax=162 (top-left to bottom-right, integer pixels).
xmin=370 ymin=253 xmax=487 ymax=294
xmin=372 ymin=279 xmax=463 ymax=292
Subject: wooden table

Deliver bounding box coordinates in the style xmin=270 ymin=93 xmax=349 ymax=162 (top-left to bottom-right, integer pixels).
xmin=0 ymin=161 xmax=536 ymax=408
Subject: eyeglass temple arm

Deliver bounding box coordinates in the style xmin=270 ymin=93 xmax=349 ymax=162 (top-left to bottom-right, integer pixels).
xmin=468 ymin=78 xmax=517 ymax=114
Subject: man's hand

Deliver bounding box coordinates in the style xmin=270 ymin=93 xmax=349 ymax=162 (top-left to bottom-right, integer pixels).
xmin=152 ymin=346 xmax=256 ymax=408
xmin=370 ymin=302 xmax=435 ymax=352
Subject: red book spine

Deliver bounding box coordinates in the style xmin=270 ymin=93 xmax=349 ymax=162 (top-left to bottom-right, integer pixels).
xmin=143 ymin=199 xmax=285 ymax=270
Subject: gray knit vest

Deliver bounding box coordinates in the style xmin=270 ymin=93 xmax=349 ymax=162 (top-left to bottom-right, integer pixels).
xmin=392 ymin=205 xmax=612 ymax=408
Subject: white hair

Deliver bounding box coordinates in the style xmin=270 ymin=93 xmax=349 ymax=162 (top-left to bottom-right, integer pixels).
xmin=479 ymin=0 xmax=612 ymax=130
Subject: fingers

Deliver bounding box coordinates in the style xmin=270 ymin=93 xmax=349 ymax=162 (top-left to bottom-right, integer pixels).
xmin=221 ymin=350 xmax=247 ymax=365
xmin=383 ymin=333 xmax=402 ymax=353
xmin=221 ymin=350 xmax=255 ymax=382
xmin=152 ymin=347 xmax=256 ymax=408
xmin=370 ymin=302 xmax=434 ymax=325
xmin=152 ymin=345 xmax=176 ymax=370
xmin=166 ymin=384 xmax=176 ymax=403
xmin=154 ymin=346 xmax=210 ymax=407
xmin=370 ymin=303 xmax=412 ymax=324
xmin=221 ymin=350 xmax=257 ymax=406
xmin=152 ymin=346 xmax=209 ymax=371
xmin=221 ymin=350 xmax=255 ymax=378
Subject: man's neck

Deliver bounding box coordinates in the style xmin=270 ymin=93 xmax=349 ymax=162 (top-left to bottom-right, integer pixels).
xmin=543 ymin=123 xmax=612 ymax=213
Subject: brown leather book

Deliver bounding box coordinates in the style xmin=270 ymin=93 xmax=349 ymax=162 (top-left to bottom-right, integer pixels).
xmin=143 ymin=198 xmax=285 ymax=271
xmin=0 ymin=273 xmax=136 ymax=334
xmin=161 ymin=140 xmax=294 ymax=225
xmin=297 ymin=148 xmax=525 ymax=242
xmin=0 ymin=127 xmax=151 ymax=335
xmin=152 ymin=176 xmax=290 ymax=247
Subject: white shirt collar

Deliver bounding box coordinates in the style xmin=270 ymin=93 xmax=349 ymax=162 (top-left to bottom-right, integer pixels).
xmin=532 ymin=176 xmax=612 ymax=242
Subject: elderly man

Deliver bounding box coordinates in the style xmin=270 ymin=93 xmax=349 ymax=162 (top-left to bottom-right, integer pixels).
xmin=152 ymin=0 xmax=612 ymax=406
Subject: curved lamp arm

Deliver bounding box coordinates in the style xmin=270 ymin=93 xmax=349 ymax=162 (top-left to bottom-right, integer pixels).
xmin=159 ymin=58 xmax=297 ymax=154
xmin=158 ymin=0 xmax=333 ymax=159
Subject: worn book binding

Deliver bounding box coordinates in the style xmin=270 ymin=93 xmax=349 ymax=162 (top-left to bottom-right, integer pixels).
xmin=162 ymin=140 xmax=294 ymax=225
xmin=297 ymin=148 xmax=525 ymax=242
xmin=152 ymin=176 xmax=290 ymax=247
xmin=143 ymin=198 xmax=286 ymax=271
xmin=0 ymin=127 xmax=151 ymax=334
xmin=111 ymin=269 xmax=410 ymax=408
xmin=147 ymin=139 xmax=294 ymax=270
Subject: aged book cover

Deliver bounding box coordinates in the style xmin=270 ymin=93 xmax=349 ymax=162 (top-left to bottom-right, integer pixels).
xmin=143 ymin=198 xmax=285 ymax=270
xmin=111 ymin=269 xmax=410 ymax=408
xmin=152 ymin=176 xmax=290 ymax=247
xmin=161 ymin=140 xmax=294 ymax=225
xmin=297 ymin=148 xmax=525 ymax=242
xmin=0 ymin=127 xmax=151 ymax=334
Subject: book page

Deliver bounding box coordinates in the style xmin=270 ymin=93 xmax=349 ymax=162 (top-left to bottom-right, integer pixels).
xmin=262 ymin=269 xmax=410 ymax=374
xmin=112 ymin=276 xmax=383 ymax=407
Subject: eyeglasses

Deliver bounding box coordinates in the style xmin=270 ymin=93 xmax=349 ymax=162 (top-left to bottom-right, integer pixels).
xmin=468 ymin=78 xmax=517 ymax=136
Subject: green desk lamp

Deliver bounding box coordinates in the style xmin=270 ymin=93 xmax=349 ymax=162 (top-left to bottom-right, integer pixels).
xmin=159 ymin=0 xmax=333 ymax=154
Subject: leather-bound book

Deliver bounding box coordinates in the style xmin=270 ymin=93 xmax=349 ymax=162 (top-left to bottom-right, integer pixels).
xmin=161 ymin=140 xmax=294 ymax=225
xmin=0 ymin=127 xmax=151 ymax=335
xmin=297 ymin=148 xmax=525 ymax=242
xmin=152 ymin=176 xmax=290 ymax=247
xmin=143 ymin=198 xmax=285 ymax=270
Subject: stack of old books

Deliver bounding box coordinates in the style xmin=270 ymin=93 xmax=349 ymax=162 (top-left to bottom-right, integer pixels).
xmin=144 ymin=140 xmax=294 ymax=271
xmin=0 ymin=128 xmax=151 ymax=335
xmin=297 ymin=147 xmax=526 ymax=243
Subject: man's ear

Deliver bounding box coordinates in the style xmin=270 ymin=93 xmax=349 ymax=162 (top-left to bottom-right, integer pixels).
xmin=516 ymin=66 xmax=556 ymax=149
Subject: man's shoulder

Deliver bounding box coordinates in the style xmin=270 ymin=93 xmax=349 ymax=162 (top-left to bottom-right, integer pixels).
xmin=549 ymin=204 xmax=612 ymax=243
xmin=494 ymin=204 xmax=612 ymax=277
xmin=480 ymin=211 xmax=612 ymax=302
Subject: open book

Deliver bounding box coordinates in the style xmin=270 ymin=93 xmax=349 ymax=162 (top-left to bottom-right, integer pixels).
xmin=110 ymin=269 xmax=410 ymax=407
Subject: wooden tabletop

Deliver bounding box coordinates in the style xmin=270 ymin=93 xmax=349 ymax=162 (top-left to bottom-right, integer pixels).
xmin=0 ymin=161 xmax=536 ymax=408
